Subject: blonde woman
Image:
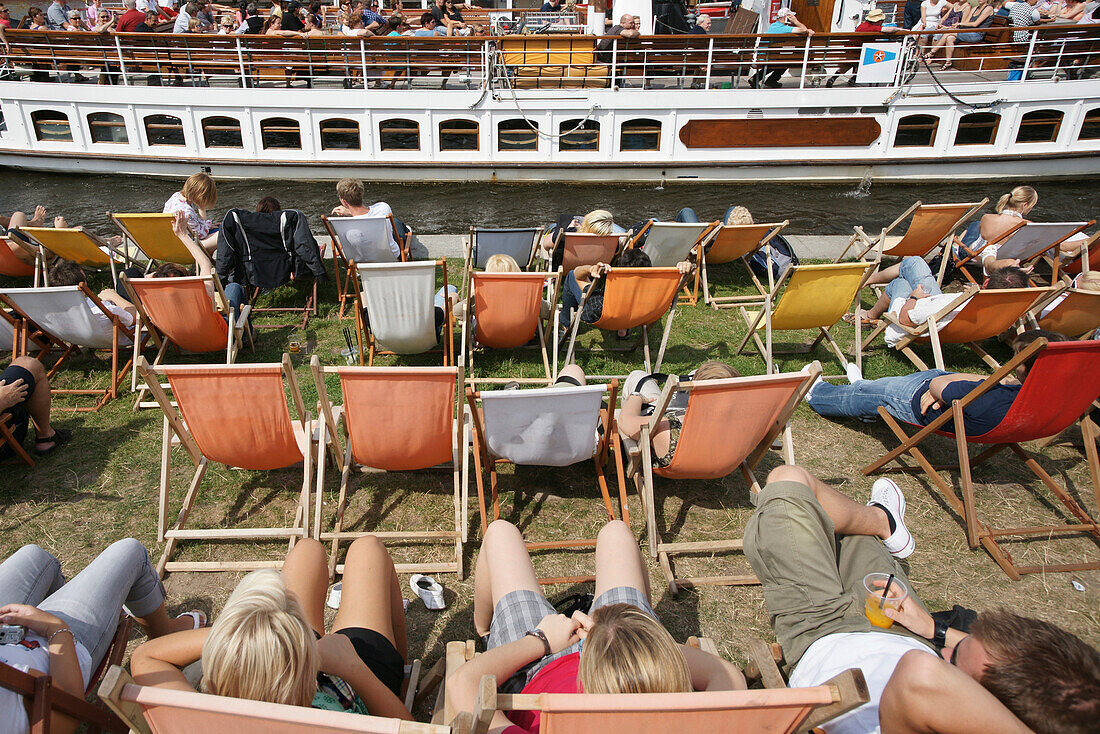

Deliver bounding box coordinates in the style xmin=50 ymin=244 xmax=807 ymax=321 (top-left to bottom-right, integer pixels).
xmin=541 ymin=209 xmax=625 ymax=270
xmin=966 ymin=185 xmax=1038 ymax=274
xmin=163 ymin=172 xmax=219 ymax=254
xmin=131 ymin=537 xmax=412 ymax=721
xmin=446 ymin=520 xmax=746 ymax=733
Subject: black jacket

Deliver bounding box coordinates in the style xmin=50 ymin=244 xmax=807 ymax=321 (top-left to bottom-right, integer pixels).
xmin=216 ymin=209 xmax=327 ymax=290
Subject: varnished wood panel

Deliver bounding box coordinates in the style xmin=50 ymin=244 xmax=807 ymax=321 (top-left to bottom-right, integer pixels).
xmin=678 ymin=117 xmax=881 ymax=148
xmin=790 ymin=0 xmax=837 ymax=34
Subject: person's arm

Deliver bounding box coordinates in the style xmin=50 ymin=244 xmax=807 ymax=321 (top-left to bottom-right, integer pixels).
xmin=170 ymin=211 xmax=215 ymax=277
xmin=918 ymin=373 xmax=1008 ymax=416
xmin=316 ymin=633 xmax=412 ymax=721
xmin=680 ymin=646 xmax=746 ymax=691
xmin=571 ymin=261 xmax=609 ymax=288
xmin=790 ymin=16 xmax=814 ymax=34
xmin=131 ymin=628 xmax=209 ymax=691
xmin=897 ymin=286 xmax=938 ymax=328
xmin=98 ymin=289 xmax=138 ymax=318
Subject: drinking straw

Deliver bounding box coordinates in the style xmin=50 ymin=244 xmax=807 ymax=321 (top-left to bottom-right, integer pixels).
xmin=879 ymin=573 xmax=895 ymax=609
xmin=343 ymin=326 xmax=354 ymax=355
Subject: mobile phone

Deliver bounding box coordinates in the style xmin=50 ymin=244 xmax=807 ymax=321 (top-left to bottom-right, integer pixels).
xmin=0 ymin=625 xmax=26 ymax=644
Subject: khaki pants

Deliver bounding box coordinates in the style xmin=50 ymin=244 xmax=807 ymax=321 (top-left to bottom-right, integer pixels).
xmin=744 ymin=480 xmax=935 ymax=667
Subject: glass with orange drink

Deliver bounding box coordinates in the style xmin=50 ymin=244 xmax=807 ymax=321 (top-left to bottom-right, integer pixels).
xmin=862 ymin=572 xmax=908 ymax=629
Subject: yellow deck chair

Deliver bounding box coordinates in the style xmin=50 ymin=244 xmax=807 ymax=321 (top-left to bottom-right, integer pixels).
xmin=698 ymin=220 xmax=788 ymax=309
xmin=109 ymin=212 xmax=197 ymax=268
xmin=736 ymin=262 xmax=874 ymax=375
xmin=1034 ymin=286 xmax=1100 ymax=339
xmin=19 ymin=226 xmax=127 ymax=283
xmin=838 ymin=200 xmax=987 ymax=271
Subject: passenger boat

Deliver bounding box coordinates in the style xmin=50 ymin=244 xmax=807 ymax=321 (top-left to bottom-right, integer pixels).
xmin=0 ymin=0 xmax=1098 ymax=182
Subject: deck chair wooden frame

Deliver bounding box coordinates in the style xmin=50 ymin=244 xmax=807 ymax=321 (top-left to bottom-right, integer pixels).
xmin=99 ymin=665 xmax=450 ymax=734
xmin=621 ymin=367 xmax=818 ymax=594
xmin=949 ymin=219 xmax=1028 ymax=283
xmin=465 ymin=382 xmax=627 ymax=583
xmin=353 ymin=259 xmax=454 ymax=367
xmin=0 ymin=411 xmax=35 ymax=467
xmin=2 ymin=662 xmax=127 ymax=734
xmin=1053 ymin=229 xmax=1098 ymax=281
xmin=698 ymin=220 xmax=788 ymax=309
xmin=324 ymin=213 xmax=411 ymax=318
xmin=562 ymin=266 xmax=691 ymax=378
xmin=1030 ymin=285 xmax=1100 ymax=338
xmin=462 ymin=270 xmax=562 ymax=388
xmin=18 ymin=225 xmax=129 ymax=285
xmin=975 ymin=221 xmax=1094 ymax=285
xmin=863 ymin=286 xmax=1048 ymax=372
xmin=0 ymin=284 xmax=146 ymax=412
xmin=311 ymin=358 xmax=467 ymax=579
xmin=551 ymin=231 xmax=623 ymax=276
xmin=736 ymin=262 xmax=874 ymax=376
xmin=0 ymin=234 xmax=42 ymax=284
xmin=629 ymin=219 xmax=715 ymax=266
xmin=108 ymin=212 xmax=198 ymax=270
xmin=862 ymin=338 xmax=1100 ymax=579
xmin=249 ymin=279 xmax=319 ymax=330
xmin=122 ymin=273 xmax=253 ymax=410
xmin=837 ymin=199 xmax=986 ymax=268
xmin=136 ymin=354 xmax=320 ymax=576
xmin=462 ymin=226 xmax=542 ymax=296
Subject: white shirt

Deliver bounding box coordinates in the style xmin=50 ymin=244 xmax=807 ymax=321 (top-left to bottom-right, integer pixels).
xmin=885 ymin=293 xmax=967 ymax=346
xmin=788 ymin=632 xmax=936 ymax=734
xmin=349 ymin=202 xmax=401 ymax=259
xmin=136 ymin=0 xmax=157 ymax=11
xmin=87 ymin=298 xmax=136 ymax=346
xmin=1 ymin=636 xmax=94 ymax=734
xmin=172 ymin=7 xmax=190 ymax=32
xmin=918 ymin=0 xmax=946 ymax=28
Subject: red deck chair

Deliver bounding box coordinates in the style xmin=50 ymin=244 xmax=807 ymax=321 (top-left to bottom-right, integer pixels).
xmin=0 ymin=235 xmax=39 ymax=282
xmin=863 ymin=339 xmax=1100 ymax=579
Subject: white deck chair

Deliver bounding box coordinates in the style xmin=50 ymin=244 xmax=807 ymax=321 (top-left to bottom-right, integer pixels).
xmin=631 ymin=221 xmax=713 ymax=268
xmin=324 ymin=214 xmax=409 ymax=317
xmin=354 ymin=260 xmax=453 ymax=366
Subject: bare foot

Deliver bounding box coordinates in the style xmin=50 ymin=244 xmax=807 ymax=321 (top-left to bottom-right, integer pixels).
xmin=29 ymin=206 xmax=47 ymax=226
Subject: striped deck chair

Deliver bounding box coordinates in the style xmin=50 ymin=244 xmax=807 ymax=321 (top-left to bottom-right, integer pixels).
xmin=630 ymin=220 xmax=714 ymax=267
xmin=736 ymin=262 xmax=874 ymax=375
xmin=123 ymin=274 xmax=253 ymax=410
xmin=838 ymin=200 xmax=986 ymax=271
xmin=18 ymin=226 xmax=127 ymax=284
xmin=109 ymin=212 xmax=197 ymax=268
xmin=864 ymin=339 xmax=1100 ymax=579
xmin=466 ymin=381 xmax=626 ymax=582
xmin=312 ymin=360 xmax=466 ymax=577
xmin=619 ymin=367 xmax=818 ymax=594
xmin=697 ymin=221 xmax=788 ymax=309
xmin=563 ymin=266 xmax=690 ymax=376
xmin=354 ymin=260 xmax=453 ymax=366
xmin=557 ymin=232 xmax=622 ymax=275
xmin=136 ymin=355 xmax=320 ymax=575
xmin=0 ymin=285 xmax=143 ymax=411
xmin=1033 ymin=286 xmax=1100 ymax=338
xmin=463 ymin=226 xmax=542 ymax=295
xmin=324 ymin=214 xmax=410 ymax=318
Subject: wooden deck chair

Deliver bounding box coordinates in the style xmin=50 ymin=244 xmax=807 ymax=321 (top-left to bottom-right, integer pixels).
xmin=136 ymin=355 xmax=320 ymax=575
xmin=557 ymin=232 xmax=622 ymax=275
xmin=619 ymin=368 xmax=818 ymax=594
xmin=697 ymin=220 xmax=788 ymax=309
xmin=123 ymin=274 xmax=253 ymax=410
xmin=949 ymin=219 xmax=1028 ymax=282
xmin=354 ymin=260 xmax=453 ymax=367
xmin=311 ymin=359 xmax=466 ymax=578
xmin=463 ymin=226 xmax=541 ymax=295
xmin=99 ymin=666 xmax=450 ymax=734
xmin=18 ymin=226 xmax=128 ymax=284
xmin=0 ymin=234 xmax=40 ymax=283
xmin=736 ymin=262 xmax=874 ymax=376
xmin=462 ymin=270 xmax=561 ymax=386
xmin=630 ymin=220 xmax=714 ymax=267
xmin=0 ymin=285 xmax=142 ymax=411
xmin=108 ymin=212 xmax=197 ymax=269
xmin=1056 ymin=230 xmax=1098 ymax=279
xmin=563 ymin=267 xmax=690 ymax=377
xmin=962 ymin=222 xmax=1094 ymax=285
xmin=465 ymin=382 xmax=626 ymax=583
xmin=2 ymin=662 xmax=126 ymax=734
xmin=863 ymin=338 xmax=1100 ymax=579
xmin=0 ymin=412 xmax=35 ymax=467
xmin=1032 ymin=286 xmax=1100 ymax=338
xmin=323 ymin=214 xmax=410 ymax=318
xmin=838 ymin=199 xmax=986 ymax=267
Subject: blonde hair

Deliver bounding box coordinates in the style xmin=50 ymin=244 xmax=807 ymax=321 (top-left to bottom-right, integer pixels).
xmin=580 ymin=210 xmax=615 ymax=237
xmin=693 ymin=360 xmax=740 ymax=381
xmin=201 ymin=570 xmax=318 ymax=707
xmin=578 ymin=604 xmax=691 ymax=694
xmin=485 ymin=254 xmax=520 ymax=272
xmin=1077 ymin=272 xmax=1100 ymax=292
xmin=995 ymin=186 xmax=1038 ymax=214
xmin=724 ymin=206 xmax=754 ymax=226
xmin=181 ymin=172 xmax=218 ymax=209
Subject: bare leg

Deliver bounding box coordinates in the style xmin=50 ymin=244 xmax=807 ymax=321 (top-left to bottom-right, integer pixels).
xmin=133 ymin=603 xmax=202 ymax=637
xmin=200 ymin=232 xmax=218 ymax=254
xmin=7 ymin=206 xmax=46 ymax=229
xmin=943 ymin=36 xmax=956 ymax=65
xmin=333 ymin=535 xmax=406 ymax=662
xmin=867 ymin=262 xmax=902 ymax=286
xmin=766 ymin=465 xmax=891 ymax=539
xmin=281 ymin=537 xmax=328 ymax=636
xmin=472 ymin=520 xmax=542 ymax=638
xmin=555 ymin=364 xmax=587 ymax=386
xmin=593 ymin=520 xmax=651 ymax=602
xmin=12 ymin=356 xmax=54 ymax=444
xmin=866 ymin=291 xmax=892 ymax=320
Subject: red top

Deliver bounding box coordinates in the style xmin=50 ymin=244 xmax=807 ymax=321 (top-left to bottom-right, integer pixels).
xmin=501 ymin=652 xmax=582 ymax=734
xmin=855 ymin=20 xmax=883 ymax=31
xmin=115 ymin=8 xmax=145 ymax=31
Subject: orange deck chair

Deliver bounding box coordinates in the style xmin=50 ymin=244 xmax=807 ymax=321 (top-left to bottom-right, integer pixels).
xmin=323 ymin=213 xmax=410 ymax=318
xmin=0 ymin=234 xmax=40 ymax=283
xmin=3 ymin=663 xmax=126 ymax=734
xmin=562 ymin=266 xmax=690 ymax=376
xmin=838 ymin=199 xmax=986 ymax=273
xmin=311 ymin=358 xmax=466 ymax=578
xmin=619 ymin=367 xmax=818 ymax=594
xmin=123 ymin=274 xmax=253 ymax=410
xmin=19 ymin=225 xmax=128 ymax=284
xmin=865 ymin=286 xmax=1048 ymax=371
xmin=1056 ymin=230 xmax=1098 ymax=280
xmin=137 ymin=355 xmax=320 ymax=576
xmin=108 ymin=212 xmax=197 ymax=270
xmin=553 ymin=231 xmax=622 ymax=275
xmin=1032 ymin=286 xmax=1100 ymax=338
xmin=463 ymin=270 xmax=562 ymax=386
xmin=863 ymin=339 xmax=1100 ymax=579
xmin=697 ymin=220 xmax=788 ymax=309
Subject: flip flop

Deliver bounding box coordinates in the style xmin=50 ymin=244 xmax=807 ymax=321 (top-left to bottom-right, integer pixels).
xmin=176 ymin=610 xmax=207 ymax=630
xmin=33 ymin=428 xmax=72 ymax=456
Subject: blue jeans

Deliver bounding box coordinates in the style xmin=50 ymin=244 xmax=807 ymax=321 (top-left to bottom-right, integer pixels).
xmin=559 ymin=270 xmax=584 ymax=328
xmin=808 ymin=370 xmax=949 ymax=425
xmin=674 ymin=207 xmax=700 ymax=223
xmin=223 ymin=281 xmax=246 ymax=323
xmin=884 ymin=257 xmax=942 ymax=303
xmin=0 ymin=539 xmax=167 ymax=669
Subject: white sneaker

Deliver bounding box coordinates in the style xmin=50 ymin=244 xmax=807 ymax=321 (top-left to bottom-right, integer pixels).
xmin=326 ymin=582 xmax=342 ymax=610
xmin=868 ymin=478 xmax=915 ymax=558
xmin=410 ymin=574 xmax=446 ymax=610
xmin=845 ymin=363 xmax=864 ymax=384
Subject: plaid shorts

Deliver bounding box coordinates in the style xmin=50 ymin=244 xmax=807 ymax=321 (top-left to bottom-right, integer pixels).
xmin=487 ymin=585 xmax=658 ymax=692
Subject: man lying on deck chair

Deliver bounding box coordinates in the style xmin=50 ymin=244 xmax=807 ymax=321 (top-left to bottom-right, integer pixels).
xmin=744 ymin=464 xmax=1100 ymax=734
xmin=805 ymin=329 xmax=1066 ymax=434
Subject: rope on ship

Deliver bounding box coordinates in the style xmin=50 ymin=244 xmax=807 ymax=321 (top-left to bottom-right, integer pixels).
xmin=903 ymin=37 xmax=1005 ymax=111
xmin=489 ymin=48 xmax=602 ymax=140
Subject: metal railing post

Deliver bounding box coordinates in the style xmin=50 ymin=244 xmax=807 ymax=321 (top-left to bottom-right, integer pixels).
xmin=705 ymin=37 xmax=713 ymax=89
xmin=800 ymin=35 xmax=810 ymax=89
xmin=235 ymin=37 xmax=247 ymax=87
xmin=360 ymin=38 xmax=368 ymax=87
xmin=611 ymin=39 xmax=617 ymax=88
xmin=114 ymin=35 xmax=129 ymax=86
xmin=1021 ymin=29 xmax=1037 ymax=82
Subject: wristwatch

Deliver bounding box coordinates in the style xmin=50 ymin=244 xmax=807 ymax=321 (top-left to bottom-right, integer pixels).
xmin=525 ymin=628 xmax=552 ymax=657
xmin=932 ymin=616 xmax=950 ymax=648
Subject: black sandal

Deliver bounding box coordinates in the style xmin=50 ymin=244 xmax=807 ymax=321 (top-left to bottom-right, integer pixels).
xmin=34 ymin=428 xmax=72 ymax=456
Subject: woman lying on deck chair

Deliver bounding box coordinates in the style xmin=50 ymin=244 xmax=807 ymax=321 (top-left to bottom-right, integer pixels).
xmin=446 ymin=520 xmax=746 ymax=734
xmin=130 ymin=537 xmax=413 ymax=720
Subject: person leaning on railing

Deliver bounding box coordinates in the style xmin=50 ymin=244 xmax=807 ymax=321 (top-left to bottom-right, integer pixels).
xmin=825 ymin=8 xmax=900 ymax=86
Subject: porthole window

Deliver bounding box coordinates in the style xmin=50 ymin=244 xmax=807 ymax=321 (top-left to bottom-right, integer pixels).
xmin=439 ymin=119 xmax=478 ymax=151
xmin=379 ymin=118 xmax=420 ymax=150
xmin=954 ymin=112 xmax=1000 ymax=146
xmin=559 ymin=119 xmax=599 ymax=151
xmin=893 ymin=114 xmax=938 ymax=147
xmin=260 ymin=117 xmax=302 ymax=149
xmin=31 ymin=110 xmax=73 ymax=142
xmin=202 ymin=116 xmax=243 ymax=148
xmin=1016 ymin=109 xmax=1062 ymax=143
xmin=144 ymin=114 xmax=185 ymax=146
xmin=620 ymin=118 xmax=661 ymax=151
xmin=498 ymin=119 xmax=538 ymax=151
xmin=1080 ymin=107 xmax=1100 ymax=140
xmin=320 ymin=118 xmax=360 ymax=150
xmin=87 ymin=112 xmax=128 ymax=144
